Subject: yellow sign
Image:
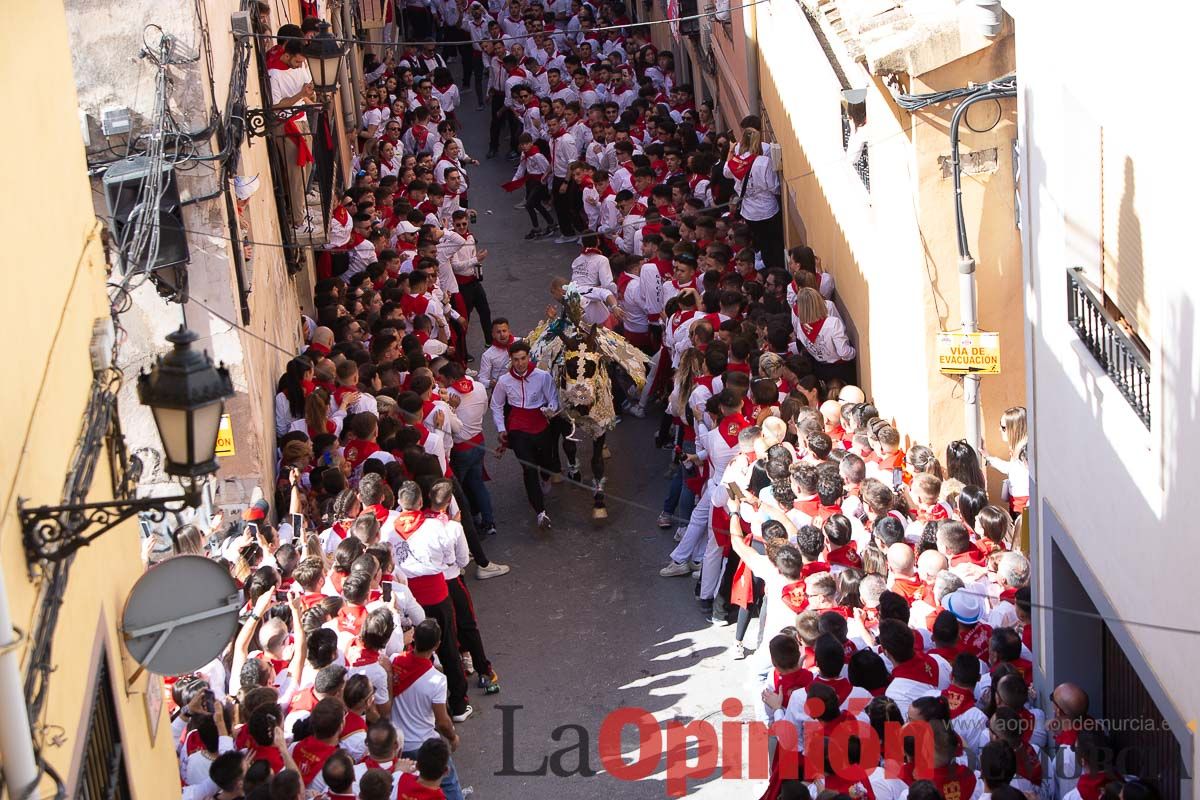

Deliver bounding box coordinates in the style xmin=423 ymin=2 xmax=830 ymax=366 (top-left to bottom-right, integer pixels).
xmin=215 ymin=414 xmax=235 ymax=457
xmin=936 ymin=331 xmax=1000 ymax=375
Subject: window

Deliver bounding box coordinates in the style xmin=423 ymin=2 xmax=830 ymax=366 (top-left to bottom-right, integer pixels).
xmin=76 ymin=652 xmax=131 ymax=800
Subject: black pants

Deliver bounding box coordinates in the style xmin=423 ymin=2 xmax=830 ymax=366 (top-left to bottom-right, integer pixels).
xmin=421 ymin=595 xmax=469 ymax=716
xmin=463 ymin=50 xmax=485 ymax=93
xmin=447 ymin=575 xmax=491 ymax=675
xmin=489 ymin=94 xmax=519 ymax=153
xmin=745 ymin=211 xmax=785 ymax=270
xmin=507 ymin=428 xmax=554 ymax=513
xmin=457 ymin=279 xmax=492 ymax=343
xmin=404 ymin=7 xmax=434 ymax=40
xmin=451 ymin=476 xmax=489 ymax=568
xmin=552 ymin=177 xmax=580 ymax=235
xmin=525 ymin=181 xmax=554 ymax=228
xmin=545 ymin=416 xmax=575 ymax=475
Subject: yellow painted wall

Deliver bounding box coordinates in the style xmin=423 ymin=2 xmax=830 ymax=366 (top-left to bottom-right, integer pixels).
xmin=0 ymin=3 xmax=183 ymax=798
xmin=755 ymin=0 xmax=1024 ymax=464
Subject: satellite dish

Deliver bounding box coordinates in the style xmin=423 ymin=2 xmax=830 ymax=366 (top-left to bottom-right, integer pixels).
xmin=121 ymin=555 xmax=241 ymax=677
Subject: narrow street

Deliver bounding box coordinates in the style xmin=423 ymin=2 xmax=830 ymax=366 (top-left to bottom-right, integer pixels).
xmin=447 ymin=99 xmax=761 ymax=799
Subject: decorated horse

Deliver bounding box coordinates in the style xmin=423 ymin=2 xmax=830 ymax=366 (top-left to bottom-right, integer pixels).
xmin=527 ymin=284 xmax=649 ymax=519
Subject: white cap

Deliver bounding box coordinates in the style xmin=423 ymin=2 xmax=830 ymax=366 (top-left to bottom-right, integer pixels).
xmin=397 ymin=221 xmax=420 ymax=234
xmin=234 ymin=174 xmax=260 ymax=201
xmin=945 ymin=589 xmax=984 ymax=625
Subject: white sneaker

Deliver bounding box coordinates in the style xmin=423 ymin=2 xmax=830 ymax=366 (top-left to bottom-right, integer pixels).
xmin=691 ymin=568 xmax=702 ymax=578
xmin=656 ymin=512 xmax=672 ymax=529
xmin=659 ymin=561 xmax=691 ymax=577
xmin=452 ymin=705 xmax=474 ymax=723
xmin=476 ymin=562 xmax=510 ymax=580
xmin=674 ymin=526 xmax=685 ymax=542
xmin=622 ymin=401 xmax=646 ymax=418
xmin=553 ymin=234 xmax=575 ymax=244
xmin=689 ymin=560 xmax=704 ymax=572
xmin=537 ymin=511 xmax=552 ymax=529
xmin=514 ymin=200 xmax=527 ymax=209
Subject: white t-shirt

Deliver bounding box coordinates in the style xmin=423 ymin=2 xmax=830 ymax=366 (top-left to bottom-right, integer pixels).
xmin=390 ymin=667 xmax=446 ymax=746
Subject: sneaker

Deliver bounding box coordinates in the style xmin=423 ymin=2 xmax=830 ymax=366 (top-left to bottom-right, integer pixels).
xmin=734 ymin=643 xmax=750 ymax=660
xmin=525 ymin=228 xmax=543 ymax=240
xmin=451 ymin=705 xmax=474 ymax=723
xmin=656 ymin=512 xmax=672 ymax=529
xmin=691 ymin=568 xmax=702 ymax=579
xmin=659 ymin=561 xmax=691 ymax=577
xmin=689 ymin=560 xmax=704 ymax=573
xmin=565 ymin=468 xmax=581 ymax=483
xmin=476 ymin=562 xmax=510 ymax=580
xmin=536 ymin=511 xmax=552 ymax=529
xmin=673 ymin=526 xmax=685 ymax=542
xmin=483 ymin=524 xmax=498 ymax=537
xmin=553 ymin=234 xmax=575 ymax=244
xmin=699 ymin=599 xmax=714 ymax=616
xmin=514 ymin=200 xmax=527 ymax=209
xmin=622 ymin=401 xmax=646 ymax=418
xmin=506 ymin=150 xmax=520 ymax=160
xmin=461 ymin=653 xmax=475 ymax=676
xmin=478 ymin=670 xmax=500 ymax=694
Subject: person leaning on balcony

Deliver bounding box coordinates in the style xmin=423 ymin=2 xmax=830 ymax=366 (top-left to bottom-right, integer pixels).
xmin=791 ymin=287 xmax=856 ymax=384
xmin=267 ymin=39 xmax=316 ymax=230
xmin=724 ymin=126 xmax=784 ymax=270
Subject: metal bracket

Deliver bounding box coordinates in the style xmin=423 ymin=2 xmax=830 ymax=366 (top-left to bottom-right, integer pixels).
xmin=245 ymin=104 xmax=326 ymax=139
xmin=18 ymin=491 xmax=195 ymax=566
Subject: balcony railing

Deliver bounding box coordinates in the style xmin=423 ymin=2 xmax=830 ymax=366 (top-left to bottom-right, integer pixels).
xmin=1066 ymin=267 xmax=1151 ymax=428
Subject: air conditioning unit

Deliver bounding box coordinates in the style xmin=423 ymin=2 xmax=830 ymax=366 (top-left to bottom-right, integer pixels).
xmin=102 ymin=156 xmax=190 ymax=274
xmin=679 ymin=0 xmax=700 ymax=36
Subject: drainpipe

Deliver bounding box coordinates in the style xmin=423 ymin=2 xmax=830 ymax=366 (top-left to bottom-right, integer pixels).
xmin=337 ymin=3 xmax=363 ymax=132
xmin=0 ymin=569 xmax=39 ymax=800
xmin=742 ymin=0 xmax=760 ymax=120
xmin=949 ymin=80 xmax=1016 ymax=453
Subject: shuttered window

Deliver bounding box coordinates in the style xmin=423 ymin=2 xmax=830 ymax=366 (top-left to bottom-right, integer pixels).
xmin=76 ymin=653 xmax=131 ymax=800
xmin=1100 ymin=127 xmax=1151 ymax=347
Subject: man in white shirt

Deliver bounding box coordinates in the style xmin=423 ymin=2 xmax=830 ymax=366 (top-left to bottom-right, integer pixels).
xmin=438 ymin=361 xmax=499 ymax=538
xmin=268 ymin=40 xmax=315 ymax=230
xmin=490 ymin=341 xmax=559 ymax=527
xmin=569 ymin=234 xmax=617 ymax=292
xmin=391 ymin=482 xmax=471 ymax=722
xmin=390 ymin=618 xmax=467 ymax=798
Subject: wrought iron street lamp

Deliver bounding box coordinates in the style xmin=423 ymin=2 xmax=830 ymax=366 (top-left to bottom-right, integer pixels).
xmin=303 ymin=21 xmax=347 ymax=94
xmin=19 ymin=327 xmax=234 ymax=565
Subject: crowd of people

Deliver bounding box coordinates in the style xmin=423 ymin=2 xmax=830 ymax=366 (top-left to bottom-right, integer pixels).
xmin=160 ymin=2 xmax=1153 ymax=800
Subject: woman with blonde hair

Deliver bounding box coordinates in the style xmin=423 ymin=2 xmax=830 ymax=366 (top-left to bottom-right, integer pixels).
xmin=792 ymin=287 xmax=856 ymax=383
xmin=723 ymin=126 xmax=784 ymax=269
xmin=985 ymin=406 xmax=1030 ymax=515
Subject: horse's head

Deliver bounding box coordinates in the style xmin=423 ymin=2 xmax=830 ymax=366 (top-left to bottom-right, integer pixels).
xmin=560 ymin=339 xmax=604 ymax=415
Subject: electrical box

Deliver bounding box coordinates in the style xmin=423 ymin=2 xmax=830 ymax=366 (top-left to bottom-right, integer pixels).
xmin=90 ymin=317 xmax=116 ymax=374
xmin=231 ymin=11 xmax=251 ymax=36
xmin=101 ymin=106 xmax=133 ymax=137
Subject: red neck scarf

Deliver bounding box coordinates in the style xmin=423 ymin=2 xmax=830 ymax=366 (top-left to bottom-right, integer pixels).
xmin=891 ymin=653 xmax=939 ymax=688
xmin=393 ymin=509 xmax=426 ymax=539
xmin=773 ymin=668 xmax=812 ymax=707
xmin=726 ymin=149 xmax=758 ymax=182
xmin=391 ymin=652 xmax=435 ymax=695
xmin=943 ymin=684 xmax=975 ymax=719
xmin=1076 ymin=772 xmax=1117 ymax=800
xmin=800 ymin=317 xmax=826 ymax=343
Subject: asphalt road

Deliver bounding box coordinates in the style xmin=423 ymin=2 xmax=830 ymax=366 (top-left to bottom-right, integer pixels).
xmin=443 ymin=93 xmax=768 ymax=799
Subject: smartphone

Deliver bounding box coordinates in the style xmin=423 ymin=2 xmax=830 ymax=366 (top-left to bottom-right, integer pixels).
xmin=891 ymin=468 xmax=905 ymax=492
xmin=202 ymin=689 xmax=215 ymax=714
xmin=727 ymin=482 xmax=746 ymax=503
xmin=381 ymin=582 xmax=393 ymax=603
xmin=246 ymin=522 xmax=259 ymax=537
xmin=291 ymin=513 xmax=304 ymax=541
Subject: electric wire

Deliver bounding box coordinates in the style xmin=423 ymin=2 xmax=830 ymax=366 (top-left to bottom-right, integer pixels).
xmin=246 ymin=0 xmax=774 ymax=50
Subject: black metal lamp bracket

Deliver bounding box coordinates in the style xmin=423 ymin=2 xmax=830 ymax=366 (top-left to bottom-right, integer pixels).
xmin=18 ymin=493 xmax=192 ymax=569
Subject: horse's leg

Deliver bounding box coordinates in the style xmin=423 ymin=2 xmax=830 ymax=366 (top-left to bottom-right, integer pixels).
xmin=591 ymin=433 xmax=608 ymax=519
xmin=560 ymin=420 xmax=580 ymax=482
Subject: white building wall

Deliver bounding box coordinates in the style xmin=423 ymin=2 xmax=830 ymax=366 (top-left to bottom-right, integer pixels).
xmin=1014 ymin=0 xmax=1200 ymax=777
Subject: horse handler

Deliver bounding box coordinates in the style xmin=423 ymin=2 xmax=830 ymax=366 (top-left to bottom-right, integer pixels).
xmin=490 ymin=340 xmax=560 ymax=529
